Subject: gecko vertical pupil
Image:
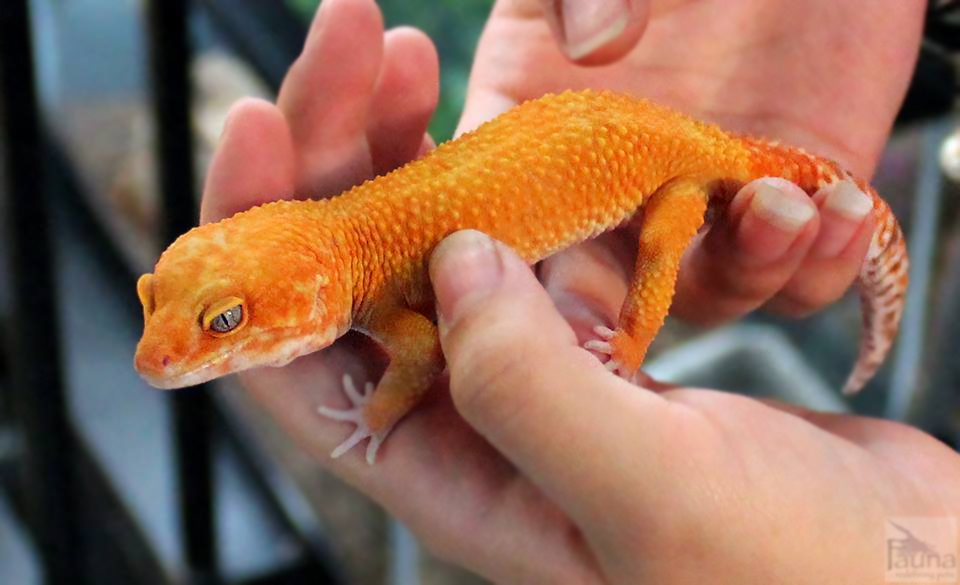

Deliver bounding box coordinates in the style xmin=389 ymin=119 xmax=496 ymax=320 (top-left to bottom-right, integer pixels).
xmin=211 ymin=305 xmax=243 ymax=333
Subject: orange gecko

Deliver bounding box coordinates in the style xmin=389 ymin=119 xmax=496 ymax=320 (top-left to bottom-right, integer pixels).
xmin=134 ymin=90 xmax=909 ymax=463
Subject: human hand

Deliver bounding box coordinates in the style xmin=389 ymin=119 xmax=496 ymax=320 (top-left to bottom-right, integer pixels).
xmin=461 ymin=0 xmax=925 ymax=334
xmin=425 ymin=228 xmax=960 ymax=583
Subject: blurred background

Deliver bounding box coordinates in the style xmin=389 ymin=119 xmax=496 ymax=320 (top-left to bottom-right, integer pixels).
xmin=0 ymin=0 xmax=958 ymax=583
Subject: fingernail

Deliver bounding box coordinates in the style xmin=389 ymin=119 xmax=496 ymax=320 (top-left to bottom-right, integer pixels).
xmin=557 ymin=0 xmax=631 ymax=60
xmin=430 ymin=230 xmax=504 ymax=329
xmin=823 ymin=180 xmax=873 ymax=221
xmin=815 ymin=180 xmax=873 ymax=258
xmin=749 ymin=180 xmax=815 ymax=233
xmin=739 ymin=179 xmax=816 ymax=265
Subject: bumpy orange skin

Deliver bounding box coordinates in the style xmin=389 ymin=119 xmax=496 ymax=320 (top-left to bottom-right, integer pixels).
xmin=135 ymin=90 xmax=907 ymax=452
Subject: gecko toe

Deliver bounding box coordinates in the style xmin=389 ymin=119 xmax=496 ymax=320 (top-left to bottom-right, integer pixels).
xmin=330 ymin=425 xmax=370 ymax=459
xmin=605 ymin=359 xmax=623 ymax=373
xmin=585 ymin=326 xmax=621 ymax=373
xmin=341 ymin=373 xmax=371 ymax=406
xmin=584 ymin=340 xmax=613 ymax=353
xmin=364 ymin=428 xmax=392 ymax=465
xmin=318 ymin=374 xmax=392 ymax=464
xmin=317 ymin=405 xmax=362 ymax=422
xmin=593 ymin=325 xmax=615 ymax=340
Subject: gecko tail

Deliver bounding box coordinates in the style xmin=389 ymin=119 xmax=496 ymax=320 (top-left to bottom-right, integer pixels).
xmin=842 ymin=188 xmax=909 ymax=395
xmin=730 ymin=135 xmax=907 ymax=394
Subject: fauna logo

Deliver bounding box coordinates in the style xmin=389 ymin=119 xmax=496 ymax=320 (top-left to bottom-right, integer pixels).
xmin=885 ymin=517 xmax=958 ymax=583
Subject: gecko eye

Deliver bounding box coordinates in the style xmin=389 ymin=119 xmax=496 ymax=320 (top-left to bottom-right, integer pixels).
xmin=210 ymin=306 xmax=243 ymax=333
xmin=202 ymin=297 xmax=247 ymax=336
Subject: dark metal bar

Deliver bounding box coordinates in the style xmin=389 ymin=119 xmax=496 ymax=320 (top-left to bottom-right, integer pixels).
xmin=145 ymin=0 xmax=219 ymax=580
xmin=0 ymin=424 xmax=171 ymax=585
xmin=42 ymin=133 xmax=181 ymax=582
xmin=214 ymin=394 xmax=345 ymax=584
xmin=0 ymin=1 xmax=85 ymax=583
xmin=0 ymin=317 xmax=9 ymax=419
xmin=237 ymin=558 xmax=340 ymax=585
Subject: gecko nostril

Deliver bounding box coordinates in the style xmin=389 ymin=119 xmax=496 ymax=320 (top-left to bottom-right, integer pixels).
xmin=161 ymin=355 xmax=171 ymax=368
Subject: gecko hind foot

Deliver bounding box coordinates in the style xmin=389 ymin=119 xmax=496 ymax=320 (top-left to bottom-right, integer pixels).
xmin=583 ymin=325 xmax=638 ymax=382
xmin=317 ymin=374 xmax=390 ymax=464
xmin=584 ymin=325 xmax=621 ymax=370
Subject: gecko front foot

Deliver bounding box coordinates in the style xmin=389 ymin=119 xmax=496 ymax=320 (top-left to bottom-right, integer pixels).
xmin=317 ymin=374 xmax=391 ymax=464
xmin=584 ymin=325 xmax=642 ymax=383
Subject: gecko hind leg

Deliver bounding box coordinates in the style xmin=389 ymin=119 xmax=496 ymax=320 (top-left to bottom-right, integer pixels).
xmin=318 ymin=374 xmax=393 ymax=464
xmin=584 ymin=179 xmax=708 ymax=380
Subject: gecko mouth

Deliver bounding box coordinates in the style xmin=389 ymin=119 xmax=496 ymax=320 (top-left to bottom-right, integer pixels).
xmin=139 ymin=346 xmax=246 ymax=389
xmin=136 ymin=326 xmax=341 ymax=389
xmin=146 ymin=366 xmax=225 ymax=389
xmin=136 ymin=330 xmax=276 ymax=390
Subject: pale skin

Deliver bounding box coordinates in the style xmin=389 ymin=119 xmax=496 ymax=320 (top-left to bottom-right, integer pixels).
xmin=198 ymin=0 xmax=960 ymax=582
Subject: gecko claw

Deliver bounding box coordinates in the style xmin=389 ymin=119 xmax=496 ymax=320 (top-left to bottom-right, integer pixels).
xmin=318 ymin=374 xmax=388 ymax=464
xmin=585 ymin=325 xmax=629 ymax=380
xmin=328 ymin=425 xmax=369 ymax=458
xmin=584 ymin=325 xmax=615 ymax=360
xmin=583 ymin=340 xmax=613 ymax=353
xmin=593 ymin=325 xmax=616 ymax=339
xmin=604 ymin=359 xmax=623 ymax=373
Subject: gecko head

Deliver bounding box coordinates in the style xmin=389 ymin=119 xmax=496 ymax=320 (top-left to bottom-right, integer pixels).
xmin=133 ymin=212 xmax=345 ymax=389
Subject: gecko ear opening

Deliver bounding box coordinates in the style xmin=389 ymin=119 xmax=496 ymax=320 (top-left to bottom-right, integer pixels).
xmin=137 ymin=274 xmax=155 ymax=322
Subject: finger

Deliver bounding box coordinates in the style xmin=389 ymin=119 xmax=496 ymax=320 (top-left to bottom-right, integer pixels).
xmin=455 ymin=88 xmax=518 ymax=137
xmin=457 ymin=0 xmax=646 ymax=135
xmin=277 ymin=0 xmax=384 ymax=196
xmin=764 ymin=181 xmax=875 ymax=316
xmin=367 ymin=27 xmax=440 ymax=175
xmin=671 ymin=178 xmax=820 ymax=326
xmin=417 ymin=133 xmax=436 ymax=157
xmin=430 ymin=230 xmax=674 ymax=517
xmin=540 ymin=0 xmax=649 ymax=64
xmin=200 ymin=98 xmax=296 ymax=224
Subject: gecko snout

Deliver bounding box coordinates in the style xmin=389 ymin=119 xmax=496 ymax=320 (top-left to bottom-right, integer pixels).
xmin=133 ymin=339 xmax=179 ymax=388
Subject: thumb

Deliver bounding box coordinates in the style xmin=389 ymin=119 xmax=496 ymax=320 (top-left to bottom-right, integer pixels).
xmin=429 ymin=230 xmax=672 ymax=511
xmin=541 ymin=0 xmax=649 ymax=64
